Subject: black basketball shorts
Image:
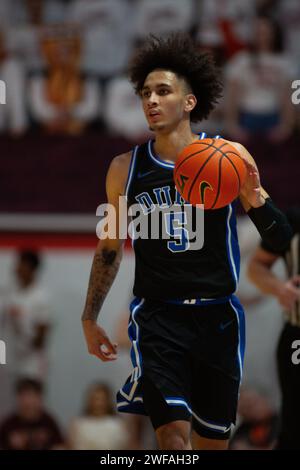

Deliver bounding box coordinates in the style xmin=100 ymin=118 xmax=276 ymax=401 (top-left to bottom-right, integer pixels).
xmin=116 ymin=295 xmax=245 ymax=440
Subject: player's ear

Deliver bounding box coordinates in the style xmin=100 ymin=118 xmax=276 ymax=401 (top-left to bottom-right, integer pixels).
xmin=184 ymin=94 xmax=197 ymax=113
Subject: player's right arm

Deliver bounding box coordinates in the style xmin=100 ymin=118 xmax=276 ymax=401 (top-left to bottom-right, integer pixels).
xmin=81 ymin=152 xmax=131 ymax=362
xmin=247 ymin=247 xmax=300 ymax=312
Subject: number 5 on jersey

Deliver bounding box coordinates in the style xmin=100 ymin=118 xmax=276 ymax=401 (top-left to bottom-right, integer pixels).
xmin=164 ymin=212 xmax=190 ymax=253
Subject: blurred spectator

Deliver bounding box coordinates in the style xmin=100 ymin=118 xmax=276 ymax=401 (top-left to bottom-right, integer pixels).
xmin=12 ymin=0 xmax=68 ymax=26
xmin=134 ymin=0 xmax=194 ymax=40
xmin=195 ymin=0 xmax=256 ymax=60
xmin=225 ymin=15 xmax=295 ymax=143
xmin=5 ymin=0 xmax=68 ymax=74
xmin=2 ymin=250 xmax=52 ymax=381
xmin=68 ymin=382 xmax=129 ymax=450
xmin=274 ymin=0 xmax=300 ymax=68
xmin=230 ymin=388 xmax=279 ymax=450
xmin=66 ymin=0 xmax=133 ymax=78
xmin=0 ymin=378 xmax=64 ymax=450
xmin=0 ymin=0 xmax=15 ymax=28
xmin=28 ymin=27 xmax=100 ymax=135
xmin=104 ymin=75 xmax=151 ymax=142
xmin=0 ymin=30 xmax=27 ymax=136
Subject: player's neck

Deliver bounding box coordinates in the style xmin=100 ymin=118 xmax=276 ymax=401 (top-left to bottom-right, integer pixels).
xmin=153 ymin=124 xmax=198 ymax=163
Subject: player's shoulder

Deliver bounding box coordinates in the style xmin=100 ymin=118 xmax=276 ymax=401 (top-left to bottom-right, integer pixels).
xmin=110 ymin=151 xmax=132 ymax=171
xmin=107 ymin=151 xmax=132 ymax=180
xmin=106 ymin=150 xmax=134 ymax=197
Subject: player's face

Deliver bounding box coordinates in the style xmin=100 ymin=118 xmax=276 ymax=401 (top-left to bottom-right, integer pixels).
xmin=141 ymin=70 xmax=193 ymax=133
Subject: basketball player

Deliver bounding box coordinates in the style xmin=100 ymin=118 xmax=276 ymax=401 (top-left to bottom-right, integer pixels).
xmin=248 ymin=207 xmax=300 ymax=449
xmin=81 ymin=34 xmax=292 ymax=450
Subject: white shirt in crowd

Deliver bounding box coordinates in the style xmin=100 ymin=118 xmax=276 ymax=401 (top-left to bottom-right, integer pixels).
xmin=276 ymin=0 xmax=300 ymax=68
xmin=2 ymin=281 xmax=52 ymax=380
xmin=225 ymin=51 xmax=296 ymax=114
xmin=0 ymin=57 xmax=27 ymax=133
xmin=66 ymin=0 xmax=133 ymax=77
xmin=196 ymin=0 xmax=256 ymax=48
xmin=69 ymin=416 xmax=129 ymax=450
xmin=134 ymin=0 xmax=194 ymax=39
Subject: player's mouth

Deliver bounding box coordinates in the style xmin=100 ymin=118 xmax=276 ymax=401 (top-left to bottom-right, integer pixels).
xmin=148 ymin=110 xmax=161 ymax=121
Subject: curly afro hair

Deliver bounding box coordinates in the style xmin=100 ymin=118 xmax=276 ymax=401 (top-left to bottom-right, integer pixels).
xmin=129 ymin=33 xmax=223 ymax=123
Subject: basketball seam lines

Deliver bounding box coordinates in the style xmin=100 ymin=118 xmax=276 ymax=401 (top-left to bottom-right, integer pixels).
xmin=210 ymin=155 xmax=224 ymax=209
xmin=174 ymin=140 xmax=215 ymax=176
xmin=224 ymin=150 xmax=245 ymax=163
xmin=225 ymin=156 xmax=241 ymax=193
xmin=187 ymin=142 xmax=228 ymax=203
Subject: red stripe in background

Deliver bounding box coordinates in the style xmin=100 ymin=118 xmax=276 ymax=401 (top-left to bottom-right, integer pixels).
xmin=0 ymin=233 xmax=133 ymax=250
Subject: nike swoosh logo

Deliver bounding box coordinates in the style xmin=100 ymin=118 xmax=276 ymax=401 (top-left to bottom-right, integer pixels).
xmin=200 ymin=181 xmax=212 ymax=204
xmin=137 ymin=170 xmax=155 ymax=179
xmin=264 ymin=220 xmax=276 ymax=231
xmin=219 ymin=319 xmax=234 ymax=330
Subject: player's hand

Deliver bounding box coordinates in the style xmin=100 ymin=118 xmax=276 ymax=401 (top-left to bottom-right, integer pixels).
xmin=82 ymin=320 xmax=118 ymax=362
xmin=276 ymin=275 xmax=300 ymax=311
xmin=240 ymin=158 xmax=265 ymax=208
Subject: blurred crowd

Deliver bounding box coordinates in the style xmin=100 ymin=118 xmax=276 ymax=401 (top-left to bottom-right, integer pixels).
xmin=0 ymin=249 xmax=155 ymax=450
xmin=0 ymin=0 xmax=299 ymax=142
xmin=0 ymin=246 xmax=283 ymax=450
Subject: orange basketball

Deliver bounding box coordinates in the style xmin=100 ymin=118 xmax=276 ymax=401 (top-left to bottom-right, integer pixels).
xmin=174 ymin=138 xmax=247 ymax=209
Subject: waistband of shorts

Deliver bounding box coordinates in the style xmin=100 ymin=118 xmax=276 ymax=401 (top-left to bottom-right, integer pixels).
xmin=163 ymin=295 xmax=233 ymax=306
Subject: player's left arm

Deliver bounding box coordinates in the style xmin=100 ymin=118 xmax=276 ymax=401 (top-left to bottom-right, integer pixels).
xmin=226 ymin=140 xmax=293 ymax=252
xmin=226 ymin=141 xmax=268 ymax=210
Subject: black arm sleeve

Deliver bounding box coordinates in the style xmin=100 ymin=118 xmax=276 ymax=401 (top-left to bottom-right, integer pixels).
xmin=247 ymin=198 xmax=293 ymax=254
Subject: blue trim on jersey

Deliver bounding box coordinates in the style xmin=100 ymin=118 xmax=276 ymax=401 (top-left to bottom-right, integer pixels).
xmin=226 ymin=203 xmax=239 ymax=291
xmin=229 ymin=295 xmax=246 ymax=384
xmin=148 ymin=140 xmax=174 ymax=169
xmin=124 ymin=145 xmax=139 ymax=199
xmin=229 ymin=201 xmax=240 ymax=281
xmin=117 ymin=297 xmax=144 ymax=404
xmin=147 ymin=132 xmax=219 ymax=170
xmin=129 ymin=297 xmax=144 ymax=380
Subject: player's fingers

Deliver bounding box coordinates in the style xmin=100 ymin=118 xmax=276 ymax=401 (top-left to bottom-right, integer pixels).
xmin=100 ymin=343 xmax=118 ymax=360
xmin=92 ymin=347 xmax=116 ymax=362
xmin=101 ymin=336 xmax=118 ymax=354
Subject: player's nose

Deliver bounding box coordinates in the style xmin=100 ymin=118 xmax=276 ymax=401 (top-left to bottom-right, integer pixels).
xmin=148 ymin=92 xmax=158 ymax=105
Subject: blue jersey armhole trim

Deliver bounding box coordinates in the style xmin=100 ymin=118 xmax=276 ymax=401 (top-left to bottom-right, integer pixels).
xmin=124 ymin=145 xmax=139 ymax=200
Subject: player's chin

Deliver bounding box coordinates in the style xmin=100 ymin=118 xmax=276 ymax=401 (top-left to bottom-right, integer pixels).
xmin=148 ymin=121 xmax=167 ymax=132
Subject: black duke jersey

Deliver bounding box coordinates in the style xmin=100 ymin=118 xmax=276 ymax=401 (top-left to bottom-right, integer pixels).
xmin=125 ymin=133 xmax=240 ymax=301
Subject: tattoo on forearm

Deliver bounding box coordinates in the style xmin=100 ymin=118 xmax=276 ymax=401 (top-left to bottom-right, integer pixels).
xmin=81 ymin=248 xmax=121 ymax=321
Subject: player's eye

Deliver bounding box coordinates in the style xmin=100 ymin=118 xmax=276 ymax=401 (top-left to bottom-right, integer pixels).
xmin=142 ymin=91 xmax=151 ymax=98
xmin=159 ymin=89 xmax=170 ymax=95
